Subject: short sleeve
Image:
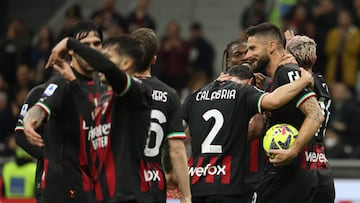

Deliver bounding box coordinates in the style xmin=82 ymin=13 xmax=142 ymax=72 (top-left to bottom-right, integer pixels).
xmin=166 ymin=92 xmax=186 ymax=140
xmin=35 ymin=77 xmax=67 ymax=120
xmin=244 ymin=86 xmax=268 ymax=115
xmin=274 ymin=65 xmax=316 ymax=109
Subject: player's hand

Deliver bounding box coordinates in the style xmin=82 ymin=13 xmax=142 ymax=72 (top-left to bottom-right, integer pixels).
xmin=284 ymin=30 xmax=295 ymax=47
xmin=299 ymin=67 xmax=314 ymax=87
xmin=254 ymin=72 xmax=266 ymax=90
xmin=23 ymin=119 xmax=44 ymax=147
xmin=52 ymin=59 xmax=76 ymax=82
xmin=46 ymin=37 xmax=69 ymax=69
xmin=216 ymin=72 xmax=232 ymax=82
xmin=279 ymin=54 xmax=297 ymax=66
xmin=268 ymin=148 xmax=297 ymax=167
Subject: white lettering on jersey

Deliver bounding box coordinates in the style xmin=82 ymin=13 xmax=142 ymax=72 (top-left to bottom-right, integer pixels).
xmin=152 ymin=90 xmax=168 ymax=102
xmin=304 ymin=151 xmax=328 ymax=163
xmin=188 ymin=164 xmax=226 ymax=177
xmin=196 ymin=89 xmax=236 ymax=101
xmin=87 ymin=123 xmax=111 ymax=149
xmin=144 ymin=169 xmax=161 ymax=182
xmin=43 ymin=84 xmax=58 ymax=96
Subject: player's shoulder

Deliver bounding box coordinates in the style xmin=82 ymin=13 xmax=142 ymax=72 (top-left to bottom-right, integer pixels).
xmin=313 ymin=73 xmax=331 ymax=99
xmin=275 ymin=63 xmax=299 ymax=75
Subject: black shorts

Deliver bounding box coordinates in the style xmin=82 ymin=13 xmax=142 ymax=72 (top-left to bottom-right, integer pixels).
xmin=253 ymin=173 xmax=316 ymax=203
xmin=311 ymin=183 xmax=335 ymax=203
xmin=193 ymin=194 xmax=252 ymax=203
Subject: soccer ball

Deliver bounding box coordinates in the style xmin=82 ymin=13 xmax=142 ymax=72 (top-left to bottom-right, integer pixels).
xmin=263 ymin=124 xmax=298 ymax=158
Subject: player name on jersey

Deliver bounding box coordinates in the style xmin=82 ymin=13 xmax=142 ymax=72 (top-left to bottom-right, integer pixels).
xmin=152 ymin=89 xmax=168 ymax=102
xmin=196 ymin=89 xmax=236 ymax=101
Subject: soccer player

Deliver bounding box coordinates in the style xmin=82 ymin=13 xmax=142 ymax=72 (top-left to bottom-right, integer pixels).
xmin=245 ymin=22 xmax=324 ymax=203
xmin=14 ymin=84 xmax=47 ymax=203
xmin=131 ymin=28 xmax=191 ymax=203
xmin=183 ymin=63 xmax=314 ymax=203
xmin=23 ymin=21 xmax=104 ymax=203
xmin=46 ymin=35 xmax=153 ymax=203
xmin=222 ymin=39 xmax=247 ymax=71
xmin=286 ymin=34 xmax=335 ymax=203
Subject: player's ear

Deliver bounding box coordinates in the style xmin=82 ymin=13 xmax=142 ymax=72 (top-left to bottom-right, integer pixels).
xmin=121 ymin=57 xmax=134 ymax=72
xmin=268 ymin=40 xmax=276 ymax=54
xmin=150 ymin=55 xmax=157 ymax=65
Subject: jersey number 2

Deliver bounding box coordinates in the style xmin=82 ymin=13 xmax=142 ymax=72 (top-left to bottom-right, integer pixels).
xmin=144 ymin=110 xmax=166 ymax=157
xmin=201 ymin=109 xmax=224 ymax=154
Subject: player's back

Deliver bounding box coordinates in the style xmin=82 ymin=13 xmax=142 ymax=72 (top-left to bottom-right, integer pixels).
xmin=183 ymin=80 xmax=265 ymax=196
xmin=140 ymin=76 xmax=186 ymax=202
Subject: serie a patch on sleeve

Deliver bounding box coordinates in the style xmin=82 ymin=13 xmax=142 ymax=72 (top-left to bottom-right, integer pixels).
xmin=19 ymin=104 xmax=29 ymax=117
xmin=43 ymin=84 xmax=58 ymax=96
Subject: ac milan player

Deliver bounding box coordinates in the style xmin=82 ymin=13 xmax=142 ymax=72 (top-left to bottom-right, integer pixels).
xmin=245 ymin=22 xmax=324 ymax=203
xmin=286 ymin=34 xmax=335 ymax=203
xmin=131 ymin=28 xmax=191 ymax=203
xmin=46 ymin=35 xmax=153 ymax=203
xmin=14 ymin=83 xmax=47 ymax=203
xmin=183 ymin=63 xmax=314 ymax=203
xmin=23 ymin=21 xmax=104 ymax=203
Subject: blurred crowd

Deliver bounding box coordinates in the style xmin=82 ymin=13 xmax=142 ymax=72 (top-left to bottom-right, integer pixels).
xmin=0 ymin=0 xmax=360 ymax=198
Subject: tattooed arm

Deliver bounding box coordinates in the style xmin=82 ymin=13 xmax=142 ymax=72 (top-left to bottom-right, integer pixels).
xmin=269 ymin=96 xmax=324 ymax=166
xmin=23 ymin=106 xmax=47 ymax=147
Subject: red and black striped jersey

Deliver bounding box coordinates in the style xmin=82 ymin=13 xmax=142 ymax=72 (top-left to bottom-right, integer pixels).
xmin=267 ymin=64 xmax=318 ymax=183
xmin=183 ymin=80 xmax=267 ymax=197
xmin=34 ymin=71 xmax=103 ymax=203
xmin=139 ymin=76 xmax=186 ymax=202
xmin=299 ymin=73 xmax=333 ymax=186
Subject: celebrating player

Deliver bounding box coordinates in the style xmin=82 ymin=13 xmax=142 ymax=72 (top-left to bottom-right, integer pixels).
xmin=131 ymin=28 xmax=191 ymax=203
xmin=286 ymin=34 xmax=335 ymax=203
xmin=183 ymin=62 xmax=314 ymax=203
xmin=23 ymin=20 xmax=104 ymax=202
xmin=245 ymin=22 xmax=324 ymax=203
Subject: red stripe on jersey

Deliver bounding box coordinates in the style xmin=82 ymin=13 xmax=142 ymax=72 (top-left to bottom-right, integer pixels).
xmin=300 ymin=146 xmax=308 ymax=169
xmin=79 ymin=116 xmax=90 ymax=191
xmin=188 ymin=156 xmax=193 ymax=167
xmin=95 ymin=181 xmax=103 ymax=201
xmin=87 ymin=81 xmax=95 ymax=86
xmin=105 ymin=149 xmax=116 ymax=197
xmin=153 ymin=162 xmax=164 ymax=190
xmin=221 ymin=156 xmax=231 ymax=184
xmin=205 ymin=156 xmax=218 ymax=183
xmin=316 ymin=145 xmax=329 ymax=169
xmin=41 ymin=159 xmax=49 ymax=189
xmin=140 ymin=160 xmax=149 ymax=192
xmin=249 ymin=139 xmax=259 ymax=172
xmin=191 ymin=157 xmax=204 ymax=185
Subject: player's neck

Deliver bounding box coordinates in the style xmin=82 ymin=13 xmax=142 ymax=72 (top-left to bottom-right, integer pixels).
xmin=268 ymin=50 xmax=284 ymax=78
xmin=134 ymin=68 xmax=151 ymax=78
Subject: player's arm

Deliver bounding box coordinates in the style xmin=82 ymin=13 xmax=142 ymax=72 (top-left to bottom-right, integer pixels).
xmin=247 ymin=113 xmax=265 ymax=141
xmin=261 ymin=68 xmax=313 ymax=110
xmin=168 ymin=138 xmax=191 ymax=202
xmin=269 ymin=96 xmax=324 ymax=166
xmin=47 ymin=37 xmax=129 ymax=95
xmin=23 ymin=105 xmax=46 ymax=147
xmin=15 ymin=130 xmax=43 ymax=159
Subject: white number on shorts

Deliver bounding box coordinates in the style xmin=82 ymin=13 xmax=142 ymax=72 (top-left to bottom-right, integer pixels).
xmin=201 ymin=109 xmax=224 ymax=154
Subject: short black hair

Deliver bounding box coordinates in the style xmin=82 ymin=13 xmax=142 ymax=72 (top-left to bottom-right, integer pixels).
xmin=228 ymin=64 xmax=255 ymax=84
xmin=190 ymin=22 xmax=202 ymax=31
xmin=103 ymin=36 xmax=144 ymax=71
xmin=70 ymin=20 xmax=103 ymax=41
xmin=246 ymin=22 xmax=283 ymax=45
